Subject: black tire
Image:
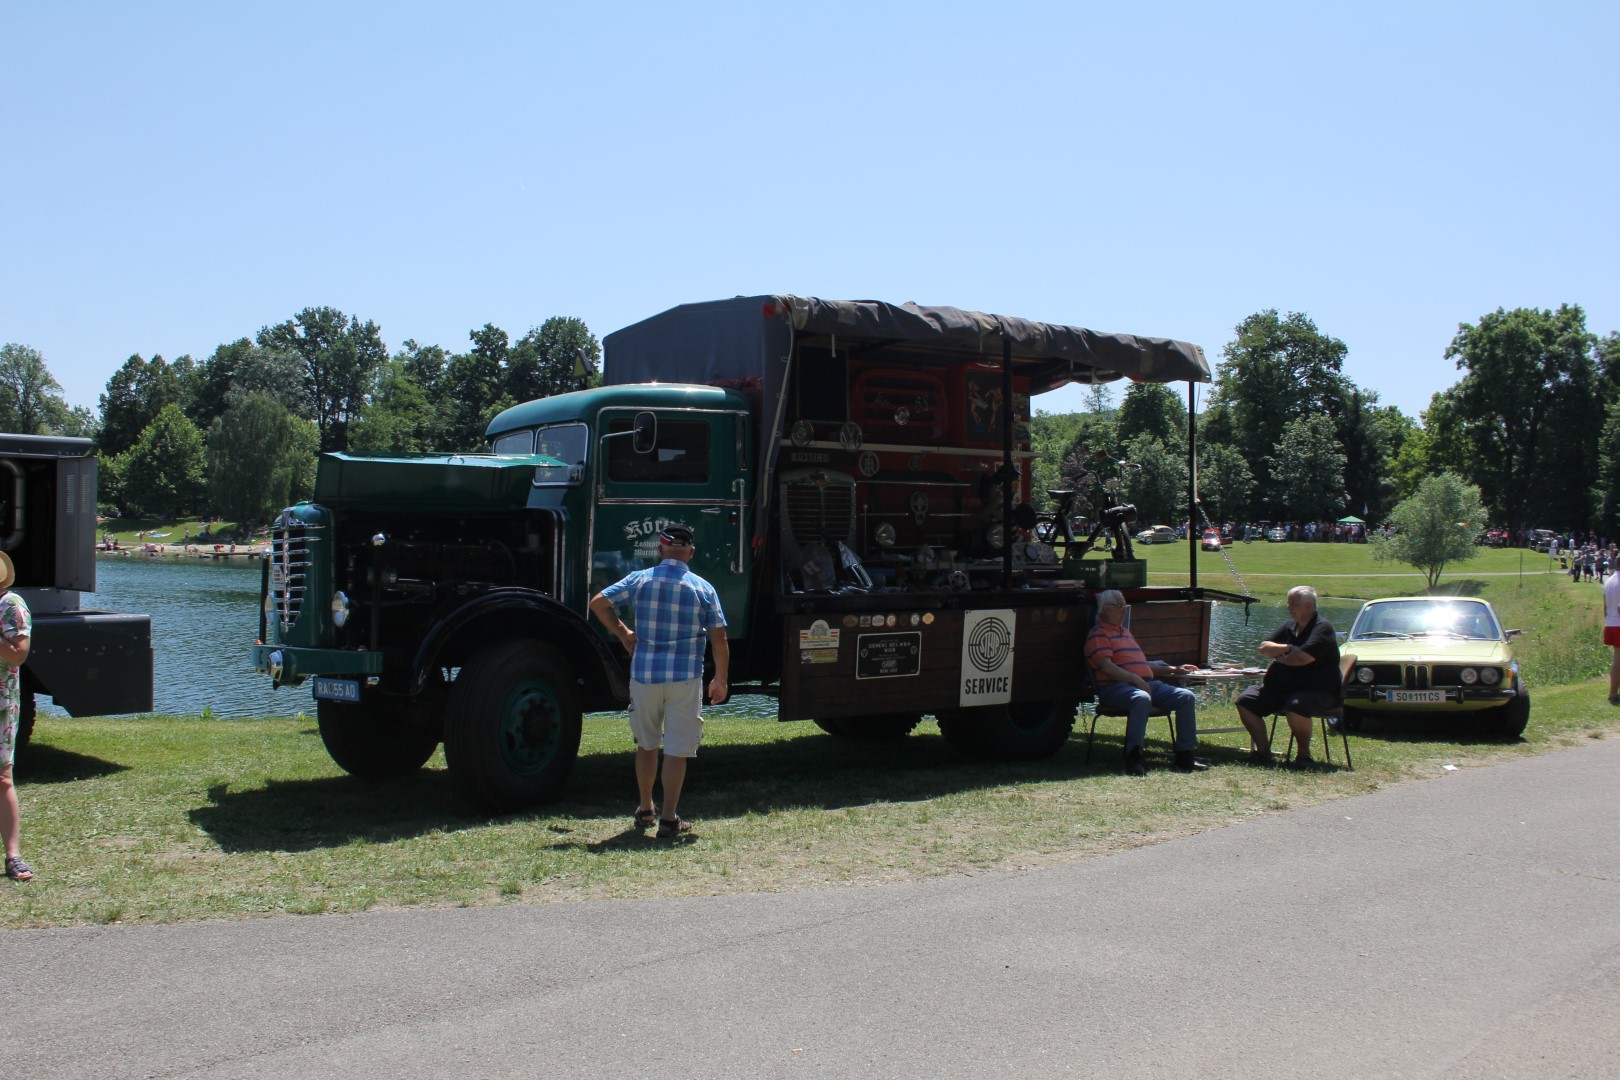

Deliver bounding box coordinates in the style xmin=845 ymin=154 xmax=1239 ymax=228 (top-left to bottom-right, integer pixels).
xmin=815 ymin=713 xmax=921 ymax=741
xmin=443 ymin=640 xmax=582 ymax=813
xmin=317 ymin=691 xmax=441 ymax=779
xmin=937 ymin=701 xmax=1076 ymax=760
xmin=14 ymin=690 xmax=34 ymax=752
xmin=1482 ymin=691 xmax=1530 ymax=741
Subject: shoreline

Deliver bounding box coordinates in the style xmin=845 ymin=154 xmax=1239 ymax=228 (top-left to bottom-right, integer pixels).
xmin=98 ymin=542 xmax=264 ymax=562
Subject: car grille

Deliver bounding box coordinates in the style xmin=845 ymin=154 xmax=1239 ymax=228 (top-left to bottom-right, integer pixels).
xmin=1361 ymin=663 xmax=1502 ymax=689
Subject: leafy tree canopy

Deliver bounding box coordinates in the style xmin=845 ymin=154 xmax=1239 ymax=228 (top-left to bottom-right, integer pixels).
xmin=1371 ymin=472 xmax=1486 ymax=588
xmin=0 ymin=343 xmax=72 ymax=435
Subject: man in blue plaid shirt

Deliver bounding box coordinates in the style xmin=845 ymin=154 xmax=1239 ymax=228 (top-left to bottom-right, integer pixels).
xmin=590 ymin=524 xmax=728 ymax=838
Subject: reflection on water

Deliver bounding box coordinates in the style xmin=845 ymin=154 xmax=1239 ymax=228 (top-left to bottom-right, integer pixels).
xmin=43 ymin=556 xmax=296 ymax=720
xmin=54 ymin=557 xmax=1364 ymax=720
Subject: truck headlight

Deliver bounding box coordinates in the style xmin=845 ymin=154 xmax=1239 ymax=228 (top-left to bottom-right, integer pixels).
xmin=331 ymin=590 xmax=351 ymax=628
xmin=874 ymin=523 xmax=897 ymax=548
xmin=986 ymin=524 xmax=1005 ymax=550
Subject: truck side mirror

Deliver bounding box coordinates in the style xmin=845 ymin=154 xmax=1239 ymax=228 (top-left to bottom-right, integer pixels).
xmin=632 ymin=412 xmax=657 ymax=454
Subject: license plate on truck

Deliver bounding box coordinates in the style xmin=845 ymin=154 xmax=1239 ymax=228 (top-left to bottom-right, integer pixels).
xmin=312 ymin=677 xmax=361 ymax=703
xmin=1387 ymin=690 xmax=1446 ymax=704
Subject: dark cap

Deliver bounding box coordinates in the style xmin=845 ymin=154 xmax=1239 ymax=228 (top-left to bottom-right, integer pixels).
xmin=659 ymin=524 xmax=694 ymax=546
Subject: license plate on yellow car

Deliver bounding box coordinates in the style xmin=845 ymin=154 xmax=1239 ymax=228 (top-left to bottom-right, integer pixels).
xmin=1388 ymin=690 xmax=1446 ymax=704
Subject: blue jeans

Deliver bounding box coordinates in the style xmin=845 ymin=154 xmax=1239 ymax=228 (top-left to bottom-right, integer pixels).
xmin=1097 ymin=679 xmax=1198 ymax=752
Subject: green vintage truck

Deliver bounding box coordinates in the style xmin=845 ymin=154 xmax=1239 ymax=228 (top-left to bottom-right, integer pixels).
xmin=252 ymin=296 xmax=1228 ymax=810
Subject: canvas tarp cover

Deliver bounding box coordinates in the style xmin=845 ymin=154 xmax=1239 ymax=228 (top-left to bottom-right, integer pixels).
xmin=602 ymin=295 xmax=1211 ymax=535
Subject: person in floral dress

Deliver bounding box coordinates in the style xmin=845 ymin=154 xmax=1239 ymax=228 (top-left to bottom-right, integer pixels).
xmin=0 ymin=551 xmax=34 ymax=882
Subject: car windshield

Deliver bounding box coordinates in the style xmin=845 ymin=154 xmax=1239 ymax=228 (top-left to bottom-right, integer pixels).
xmin=1349 ymin=600 xmax=1501 ymax=641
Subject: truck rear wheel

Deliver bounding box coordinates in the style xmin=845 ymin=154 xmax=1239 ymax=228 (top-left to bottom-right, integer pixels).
xmin=813 ymin=713 xmax=921 ymax=741
xmin=443 ymin=640 xmax=582 ymax=813
xmin=317 ymin=694 xmax=441 ymax=778
xmin=937 ymin=701 xmax=1077 ymax=760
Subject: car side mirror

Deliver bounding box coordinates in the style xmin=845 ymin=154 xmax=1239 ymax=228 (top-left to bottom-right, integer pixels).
xmin=632 ymin=412 xmax=657 ymax=454
xmin=1504 ymin=627 xmax=1522 ymax=638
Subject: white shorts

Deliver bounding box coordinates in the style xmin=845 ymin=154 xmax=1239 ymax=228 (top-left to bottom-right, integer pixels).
xmin=627 ymin=678 xmax=705 ymax=758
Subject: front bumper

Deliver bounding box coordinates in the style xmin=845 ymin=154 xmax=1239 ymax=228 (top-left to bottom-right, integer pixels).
xmin=1344 ymin=686 xmax=1518 ymax=712
xmin=251 ymin=644 xmax=383 ymax=688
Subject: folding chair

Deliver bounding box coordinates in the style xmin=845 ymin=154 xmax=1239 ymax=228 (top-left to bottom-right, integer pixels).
xmin=1266 ymin=653 xmax=1356 ymax=769
xmin=1081 ymin=665 xmax=1178 ymax=764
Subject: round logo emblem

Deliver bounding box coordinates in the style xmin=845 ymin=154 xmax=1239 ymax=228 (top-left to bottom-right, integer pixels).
xmin=966 ymin=616 xmax=1012 ymax=673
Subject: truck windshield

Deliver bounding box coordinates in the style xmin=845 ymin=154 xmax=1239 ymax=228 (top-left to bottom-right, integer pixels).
xmin=534 ymin=423 xmax=588 ymax=484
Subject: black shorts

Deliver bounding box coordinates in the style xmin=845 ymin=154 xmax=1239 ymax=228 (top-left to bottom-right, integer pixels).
xmin=1236 ymin=684 xmax=1339 ymax=718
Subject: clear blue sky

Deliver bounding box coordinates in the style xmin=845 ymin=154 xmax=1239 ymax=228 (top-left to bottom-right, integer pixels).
xmin=5 ymin=2 xmax=1616 ymax=422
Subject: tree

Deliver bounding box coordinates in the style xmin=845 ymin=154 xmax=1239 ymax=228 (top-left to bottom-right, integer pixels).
xmin=349 ymin=359 xmax=440 ymax=453
xmin=1116 ymin=383 xmax=1186 ymax=447
xmin=1196 ymin=443 xmax=1254 ymax=524
xmin=190 ymin=339 xmax=310 ymax=431
xmin=97 ymin=353 xmax=193 ymax=456
xmin=439 ymin=325 xmax=509 ymax=450
xmin=1268 ymin=414 xmax=1347 ymax=521
xmin=0 ymin=343 xmax=72 ymax=434
xmin=504 ymin=316 xmax=601 ymax=405
xmin=1594 ymin=399 xmax=1620 ymax=539
xmin=1209 ymin=311 xmax=1352 ymax=497
xmin=1372 ymin=473 xmax=1487 ymax=588
xmin=110 ymin=404 xmax=206 ymax=517
xmin=256 ymin=307 xmax=388 ymax=452
xmin=1120 ymin=434 xmax=1186 ymax=526
xmin=1445 ymin=305 xmax=1600 ymax=533
xmin=206 ymin=392 xmax=319 ymax=522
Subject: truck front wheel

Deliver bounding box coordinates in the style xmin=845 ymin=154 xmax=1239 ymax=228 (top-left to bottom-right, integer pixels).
xmin=443 ymin=640 xmax=582 ymax=813
xmin=317 ymin=694 xmax=440 ymax=778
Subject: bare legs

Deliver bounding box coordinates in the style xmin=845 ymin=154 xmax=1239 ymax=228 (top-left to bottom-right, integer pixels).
xmin=1237 ymin=706 xmax=1314 ymax=761
xmin=0 ymin=764 xmax=20 ymax=860
xmin=634 ymin=746 xmax=690 ymax=821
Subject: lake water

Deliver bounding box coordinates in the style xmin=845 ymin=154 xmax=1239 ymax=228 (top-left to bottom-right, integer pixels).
xmin=52 ymin=557 xmax=1362 ymax=719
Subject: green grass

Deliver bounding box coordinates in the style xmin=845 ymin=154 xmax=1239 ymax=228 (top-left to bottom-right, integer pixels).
xmin=5 ymin=681 xmax=1617 ymax=929
xmin=4 ymin=539 xmax=1612 ymax=928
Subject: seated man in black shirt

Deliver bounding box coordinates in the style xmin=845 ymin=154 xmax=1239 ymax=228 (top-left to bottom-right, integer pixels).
xmin=1235 ymin=585 xmax=1340 ymax=767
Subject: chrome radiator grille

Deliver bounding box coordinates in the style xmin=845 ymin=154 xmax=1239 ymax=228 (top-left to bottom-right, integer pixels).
xmin=269 ymin=511 xmax=319 ymax=632
xmin=780 ymin=468 xmax=857 ymax=549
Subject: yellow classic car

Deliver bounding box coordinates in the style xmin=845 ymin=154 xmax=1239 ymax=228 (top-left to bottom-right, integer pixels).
xmin=1341 ymin=597 xmax=1528 ymax=738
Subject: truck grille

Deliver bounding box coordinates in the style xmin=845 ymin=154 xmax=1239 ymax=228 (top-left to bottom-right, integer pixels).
xmin=269 ymin=511 xmax=320 ymax=632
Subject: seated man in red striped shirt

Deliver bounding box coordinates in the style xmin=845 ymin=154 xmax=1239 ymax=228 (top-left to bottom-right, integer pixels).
xmin=1085 ymin=589 xmax=1209 ymax=776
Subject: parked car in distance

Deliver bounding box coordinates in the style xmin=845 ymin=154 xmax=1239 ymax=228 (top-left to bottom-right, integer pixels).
xmin=1200 ymin=529 xmax=1222 ymax=551
xmin=1134 ymin=524 xmax=1178 ymax=545
xmin=1265 ymin=526 xmax=1288 ymax=542
xmin=1341 ymin=597 xmax=1528 ymax=739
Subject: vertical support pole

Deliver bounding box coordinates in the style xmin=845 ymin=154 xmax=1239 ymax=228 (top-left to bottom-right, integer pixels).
xmin=1003 ymin=339 xmax=1014 ymax=590
xmin=1187 ymin=381 xmax=1198 ymax=589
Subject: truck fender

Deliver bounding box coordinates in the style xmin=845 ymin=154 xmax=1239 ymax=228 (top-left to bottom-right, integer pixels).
xmin=408 ymin=588 xmax=629 ymax=710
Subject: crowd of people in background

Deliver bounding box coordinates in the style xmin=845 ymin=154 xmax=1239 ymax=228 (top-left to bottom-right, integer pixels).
xmin=1549 ymin=535 xmax=1617 ymax=583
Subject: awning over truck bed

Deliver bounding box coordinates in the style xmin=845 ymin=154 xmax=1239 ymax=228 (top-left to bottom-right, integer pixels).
xmin=604 ymin=295 xmax=1210 ymax=392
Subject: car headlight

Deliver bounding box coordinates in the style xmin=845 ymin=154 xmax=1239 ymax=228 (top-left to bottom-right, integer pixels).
xmin=1459 ymin=667 xmax=1478 ymax=685
xmin=1356 ymin=667 xmax=1374 ymax=684
xmin=1480 ymin=667 xmax=1501 ymax=686
xmin=331 ymin=590 xmax=351 ymax=628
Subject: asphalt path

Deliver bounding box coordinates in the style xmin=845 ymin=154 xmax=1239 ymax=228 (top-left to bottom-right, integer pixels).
xmin=5 ymin=738 xmax=1618 ymax=1079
